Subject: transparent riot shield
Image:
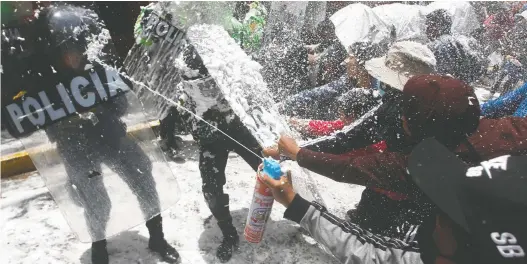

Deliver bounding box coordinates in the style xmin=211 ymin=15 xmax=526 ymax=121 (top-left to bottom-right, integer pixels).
xmin=126 ymin=1 xmax=236 ymax=121
xmin=1 ymin=4 xmax=180 ymax=243
xmin=125 ymin=5 xmax=325 ymax=206
xmin=16 ymin=79 xmax=180 ymax=243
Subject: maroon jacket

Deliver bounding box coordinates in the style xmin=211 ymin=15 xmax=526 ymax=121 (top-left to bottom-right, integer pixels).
xmin=297 ymin=117 xmax=527 ymax=195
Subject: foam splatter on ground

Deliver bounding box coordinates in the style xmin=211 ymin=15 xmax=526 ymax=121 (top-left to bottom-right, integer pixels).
xmin=1 ymin=136 xmax=364 ymax=264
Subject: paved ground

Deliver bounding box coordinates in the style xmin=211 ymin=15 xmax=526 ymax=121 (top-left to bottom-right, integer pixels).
xmin=1 ymin=136 xmax=364 ymax=264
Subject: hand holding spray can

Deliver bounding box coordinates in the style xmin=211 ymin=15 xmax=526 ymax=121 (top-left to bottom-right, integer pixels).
xmin=244 ymin=158 xmax=282 ymax=243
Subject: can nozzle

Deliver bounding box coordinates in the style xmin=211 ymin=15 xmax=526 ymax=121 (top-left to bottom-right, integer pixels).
xmin=262 ymin=158 xmax=282 ymax=180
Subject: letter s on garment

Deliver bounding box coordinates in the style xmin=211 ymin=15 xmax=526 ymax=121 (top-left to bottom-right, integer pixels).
xmin=491 ymin=232 xmax=517 ymax=245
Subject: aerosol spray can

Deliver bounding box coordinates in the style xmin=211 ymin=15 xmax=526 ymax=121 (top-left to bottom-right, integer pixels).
xmin=244 ymin=158 xmax=282 ymax=243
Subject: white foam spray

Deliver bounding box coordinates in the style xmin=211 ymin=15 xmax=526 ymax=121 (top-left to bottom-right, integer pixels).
xmin=95 ymin=59 xmax=264 ymax=160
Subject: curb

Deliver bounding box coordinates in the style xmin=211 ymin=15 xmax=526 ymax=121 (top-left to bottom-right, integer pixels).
xmin=1 ymin=121 xmax=160 ymax=179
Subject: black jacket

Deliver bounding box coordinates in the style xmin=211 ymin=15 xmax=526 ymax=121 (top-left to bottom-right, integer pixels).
xmin=1 ymin=4 xmax=129 ymax=139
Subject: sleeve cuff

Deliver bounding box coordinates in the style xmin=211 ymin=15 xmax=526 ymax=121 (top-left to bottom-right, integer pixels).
xmin=283 ymin=194 xmax=311 ymax=224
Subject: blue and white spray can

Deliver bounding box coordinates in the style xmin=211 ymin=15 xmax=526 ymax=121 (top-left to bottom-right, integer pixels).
xmin=244 ymin=158 xmax=282 ymax=243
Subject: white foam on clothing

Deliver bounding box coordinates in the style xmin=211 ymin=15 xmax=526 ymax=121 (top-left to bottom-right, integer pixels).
xmin=186 ymin=24 xmax=292 ymax=148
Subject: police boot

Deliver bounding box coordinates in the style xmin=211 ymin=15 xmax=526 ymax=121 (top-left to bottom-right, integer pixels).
xmin=205 ymin=193 xmax=239 ymax=262
xmin=216 ymin=218 xmax=239 ymax=263
xmin=146 ymin=215 xmax=180 ymax=263
xmin=91 ymin=239 xmax=109 ymax=264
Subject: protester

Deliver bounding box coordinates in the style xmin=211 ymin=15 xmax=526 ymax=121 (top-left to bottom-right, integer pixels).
xmin=278 ymin=74 xmax=351 ymax=120
xmin=278 ymin=41 xmax=389 ymax=121
xmin=272 ymin=42 xmax=439 ymax=238
xmin=327 ymin=41 xmax=437 ymax=155
xmin=426 ymin=9 xmax=486 ymax=84
xmin=268 ymin=75 xmax=527 ymax=189
xmin=260 ymin=146 xmax=527 ymax=264
xmin=265 ymin=75 xmax=527 ymax=240
xmin=312 ymin=43 xmax=434 ymax=198
xmin=5 ymin=1 xmax=527 ymax=263
xmin=274 ymin=19 xmax=354 ymax=120
xmin=363 ymin=41 xmax=437 ymax=92
xmin=347 ymin=40 xmax=393 ymax=88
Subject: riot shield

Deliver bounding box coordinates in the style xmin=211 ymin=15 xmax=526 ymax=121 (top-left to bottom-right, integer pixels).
xmin=1 ymin=4 xmax=180 ymax=242
xmin=126 ymin=2 xmax=237 ymax=121
xmin=187 ymin=24 xmax=325 ymax=205
xmin=124 ymin=3 xmax=325 ymax=205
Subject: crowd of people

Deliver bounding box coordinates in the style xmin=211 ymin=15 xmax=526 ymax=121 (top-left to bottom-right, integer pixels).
xmin=259 ymin=2 xmax=527 ymax=264
xmin=1 ymin=1 xmax=526 ymax=264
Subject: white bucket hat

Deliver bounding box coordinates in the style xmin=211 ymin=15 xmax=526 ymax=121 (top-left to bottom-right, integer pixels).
xmin=364 ymin=41 xmax=436 ymax=90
